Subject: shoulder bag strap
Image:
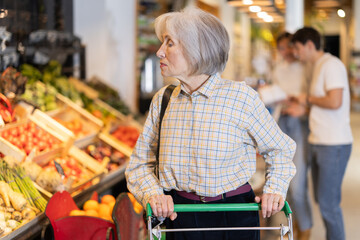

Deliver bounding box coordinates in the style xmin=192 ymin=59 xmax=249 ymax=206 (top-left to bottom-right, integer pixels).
xmin=155 ymin=85 xmax=176 ymax=177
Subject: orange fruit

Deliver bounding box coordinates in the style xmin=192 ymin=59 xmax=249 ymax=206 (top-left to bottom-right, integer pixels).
xmin=127 ymin=192 xmax=136 ymax=204
xmin=101 ymin=195 xmax=115 ymax=205
xmin=85 ymin=209 xmax=99 ymax=217
xmin=98 ymin=203 xmax=111 ymax=217
xmin=133 ymin=201 xmax=143 ymax=214
xmin=100 ymin=214 xmax=112 ymax=221
xmin=108 ymin=201 xmax=116 ymax=213
xmin=69 ymin=209 xmax=85 ymax=216
xmin=83 ymin=200 xmax=99 ymax=211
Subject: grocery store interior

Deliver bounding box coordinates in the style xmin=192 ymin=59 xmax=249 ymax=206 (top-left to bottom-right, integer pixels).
xmin=0 ymin=0 xmax=359 ymax=239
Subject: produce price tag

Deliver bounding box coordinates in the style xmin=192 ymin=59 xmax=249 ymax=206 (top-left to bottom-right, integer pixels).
xmin=54 ymin=160 xmax=65 ymax=177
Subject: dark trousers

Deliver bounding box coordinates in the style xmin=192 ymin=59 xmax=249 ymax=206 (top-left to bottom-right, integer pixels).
xmin=165 ymin=189 xmax=260 ymax=240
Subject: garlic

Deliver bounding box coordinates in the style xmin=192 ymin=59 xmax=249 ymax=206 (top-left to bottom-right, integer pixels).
xmin=6 ymin=219 xmax=19 ymax=229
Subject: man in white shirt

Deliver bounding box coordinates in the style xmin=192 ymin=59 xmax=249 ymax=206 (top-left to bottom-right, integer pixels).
xmin=292 ymin=27 xmax=353 ymax=240
xmin=272 ymin=32 xmax=312 ymax=240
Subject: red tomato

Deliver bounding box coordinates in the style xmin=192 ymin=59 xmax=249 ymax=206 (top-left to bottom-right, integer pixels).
xmin=1 ymin=131 xmax=9 ymax=139
xmin=27 ymin=122 xmax=36 ymax=129
xmin=38 ymin=141 xmax=47 ymax=151
xmin=9 ymin=128 xmax=19 ymax=137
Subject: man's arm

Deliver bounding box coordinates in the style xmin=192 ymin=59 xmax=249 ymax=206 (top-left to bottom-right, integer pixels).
xmin=308 ymin=88 xmax=343 ymax=109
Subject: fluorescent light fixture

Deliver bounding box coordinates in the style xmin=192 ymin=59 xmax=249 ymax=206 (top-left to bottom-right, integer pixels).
xmin=264 ymin=15 xmax=274 ymax=22
xmin=257 ymin=11 xmax=268 ymax=18
xmin=243 ymin=0 xmax=253 ymax=4
xmin=249 ymin=6 xmax=261 ymax=13
xmin=337 ymin=9 xmax=345 ymax=18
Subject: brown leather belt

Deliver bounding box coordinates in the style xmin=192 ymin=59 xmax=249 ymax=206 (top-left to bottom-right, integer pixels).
xmin=176 ymin=183 xmax=251 ymax=203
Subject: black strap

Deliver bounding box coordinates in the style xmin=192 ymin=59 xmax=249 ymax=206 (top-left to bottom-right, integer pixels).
xmin=155 ymin=85 xmax=176 ymax=177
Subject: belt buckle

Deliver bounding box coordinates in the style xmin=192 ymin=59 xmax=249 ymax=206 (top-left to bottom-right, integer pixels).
xmin=200 ymin=196 xmax=207 ymax=203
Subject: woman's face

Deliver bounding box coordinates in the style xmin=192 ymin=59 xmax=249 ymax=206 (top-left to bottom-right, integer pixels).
xmin=156 ymin=32 xmax=190 ymax=79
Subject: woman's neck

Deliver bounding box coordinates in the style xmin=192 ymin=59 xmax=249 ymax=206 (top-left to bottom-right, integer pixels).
xmin=179 ymin=74 xmax=211 ymax=94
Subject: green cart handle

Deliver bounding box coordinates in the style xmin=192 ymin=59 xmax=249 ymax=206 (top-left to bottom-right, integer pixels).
xmin=146 ymin=201 xmax=292 ymax=218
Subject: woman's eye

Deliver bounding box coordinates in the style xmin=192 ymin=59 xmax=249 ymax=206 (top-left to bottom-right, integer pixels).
xmin=167 ymin=41 xmax=174 ymax=47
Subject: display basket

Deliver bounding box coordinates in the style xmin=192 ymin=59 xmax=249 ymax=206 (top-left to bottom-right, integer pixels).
xmin=47 ymin=93 xmax=104 ymax=146
xmin=74 ymin=133 xmax=129 ymax=173
xmin=0 ymin=109 xmax=75 ymax=163
xmin=45 ymin=190 xmax=117 ymax=240
xmin=146 ymin=202 xmax=293 ymax=240
xmin=32 ymin=145 xmax=105 ymax=197
xmin=66 ymin=77 xmax=129 ymax=126
xmin=100 ymin=118 xmax=142 ymax=158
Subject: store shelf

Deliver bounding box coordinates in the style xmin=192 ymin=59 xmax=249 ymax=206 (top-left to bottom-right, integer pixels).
xmin=1 ymin=213 xmax=47 ymax=240
xmin=73 ymin=163 xmax=127 ymax=206
xmin=0 ymin=164 xmax=127 ymax=240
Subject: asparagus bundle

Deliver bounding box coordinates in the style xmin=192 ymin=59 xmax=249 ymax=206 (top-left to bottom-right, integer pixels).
xmin=0 ymin=160 xmax=47 ymax=212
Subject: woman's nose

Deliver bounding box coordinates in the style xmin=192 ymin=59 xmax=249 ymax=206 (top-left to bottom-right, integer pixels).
xmin=157 ymin=45 xmax=165 ymax=58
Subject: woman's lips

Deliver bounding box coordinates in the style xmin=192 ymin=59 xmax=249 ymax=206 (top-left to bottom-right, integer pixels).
xmin=160 ymin=63 xmax=167 ymax=68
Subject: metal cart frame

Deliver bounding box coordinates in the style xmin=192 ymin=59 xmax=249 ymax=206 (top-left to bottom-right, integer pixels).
xmin=146 ymin=202 xmax=293 ymax=240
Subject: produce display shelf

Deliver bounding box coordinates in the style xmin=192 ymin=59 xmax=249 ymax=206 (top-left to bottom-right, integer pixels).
xmin=32 ymin=145 xmax=106 ymax=196
xmin=0 ymin=164 xmax=127 ymax=240
xmin=1 ymin=212 xmax=47 ymax=240
xmin=0 ymin=109 xmax=75 ymax=163
xmin=49 ymin=93 xmax=104 ymax=146
xmin=73 ymin=162 xmax=127 ymax=206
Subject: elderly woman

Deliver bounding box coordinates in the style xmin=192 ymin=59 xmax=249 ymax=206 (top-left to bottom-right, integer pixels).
xmin=125 ymin=7 xmax=296 ymax=240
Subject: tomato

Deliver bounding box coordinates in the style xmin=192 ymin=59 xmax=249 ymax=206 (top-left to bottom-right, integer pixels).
xmin=1 ymin=131 xmax=9 ymax=139
xmin=19 ymin=135 xmax=26 ymax=145
xmin=27 ymin=122 xmax=36 ymax=129
xmin=17 ymin=125 xmax=25 ymax=133
xmin=38 ymin=141 xmax=47 ymax=151
xmin=9 ymin=128 xmax=19 ymax=137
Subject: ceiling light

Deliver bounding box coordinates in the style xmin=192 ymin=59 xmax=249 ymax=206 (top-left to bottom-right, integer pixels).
xmin=249 ymin=6 xmax=261 ymax=13
xmin=243 ymin=0 xmax=253 ymax=4
xmin=337 ymin=9 xmax=345 ymax=18
xmin=264 ymin=15 xmax=274 ymax=22
xmin=257 ymin=12 xmax=268 ymax=18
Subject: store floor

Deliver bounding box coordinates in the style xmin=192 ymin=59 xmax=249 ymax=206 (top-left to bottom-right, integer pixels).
xmin=264 ymin=111 xmax=360 ymax=240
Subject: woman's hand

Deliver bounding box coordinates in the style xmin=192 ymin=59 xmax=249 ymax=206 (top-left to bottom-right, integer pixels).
xmin=255 ymin=193 xmax=284 ymax=218
xmin=148 ymin=194 xmax=177 ymax=221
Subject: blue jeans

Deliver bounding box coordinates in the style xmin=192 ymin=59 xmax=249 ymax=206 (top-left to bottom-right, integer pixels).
xmin=278 ymin=115 xmax=312 ymax=231
xmin=308 ymin=144 xmax=352 ymax=240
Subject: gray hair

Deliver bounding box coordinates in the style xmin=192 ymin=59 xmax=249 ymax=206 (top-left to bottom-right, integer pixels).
xmin=154 ymin=7 xmax=230 ymax=76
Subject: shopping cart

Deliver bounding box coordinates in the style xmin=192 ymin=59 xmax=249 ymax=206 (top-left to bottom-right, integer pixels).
xmin=146 ymin=201 xmax=293 ymax=240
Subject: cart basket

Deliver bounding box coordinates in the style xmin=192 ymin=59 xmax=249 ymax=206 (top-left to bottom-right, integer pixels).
xmin=146 ymin=201 xmax=293 ymax=240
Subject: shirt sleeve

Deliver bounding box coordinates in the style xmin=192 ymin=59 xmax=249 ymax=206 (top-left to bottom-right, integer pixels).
xmin=125 ymin=87 xmax=166 ymax=206
xmin=245 ymin=88 xmax=296 ymax=199
xmin=324 ymin=58 xmax=347 ymax=91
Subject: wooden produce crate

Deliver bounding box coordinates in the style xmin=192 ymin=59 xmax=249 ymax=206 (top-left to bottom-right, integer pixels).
xmin=75 ymin=133 xmax=129 ymax=173
xmin=0 ymin=109 xmax=75 ymax=163
xmin=101 ymin=117 xmax=142 ymax=158
xmin=47 ymin=94 xmax=104 ymax=146
xmin=68 ymin=76 xmax=100 ymax=99
xmin=32 ymin=145 xmax=105 ymax=196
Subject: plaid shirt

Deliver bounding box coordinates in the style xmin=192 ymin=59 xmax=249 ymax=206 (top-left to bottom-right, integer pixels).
xmin=125 ymin=74 xmax=296 ymax=206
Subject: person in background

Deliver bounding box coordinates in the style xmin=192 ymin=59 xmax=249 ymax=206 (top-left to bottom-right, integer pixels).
xmin=292 ymin=27 xmax=353 ymax=240
xmin=125 ymin=7 xmax=296 ymax=240
xmin=272 ymin=32 xmax=312 ymax=240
